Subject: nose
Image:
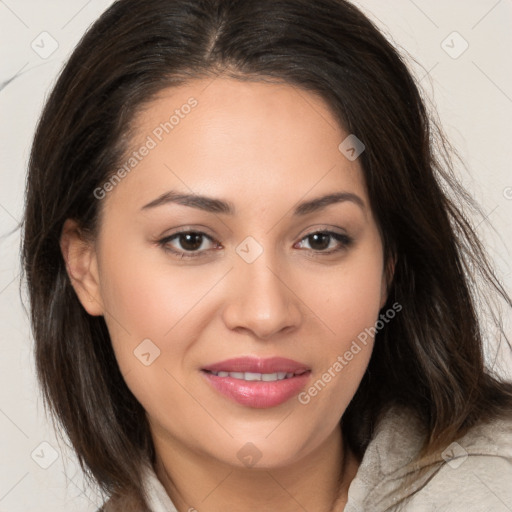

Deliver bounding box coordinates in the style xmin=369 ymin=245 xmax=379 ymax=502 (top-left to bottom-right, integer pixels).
xmin=221 ymin=253 xmax=303 ymax=340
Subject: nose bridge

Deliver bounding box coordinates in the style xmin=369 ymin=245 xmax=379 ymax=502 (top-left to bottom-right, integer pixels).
xmin=222 ymin=239 xmax=302 ymax=338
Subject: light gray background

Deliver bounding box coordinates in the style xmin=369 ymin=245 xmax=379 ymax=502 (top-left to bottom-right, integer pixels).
xmin=1 ymin=1 xmax=511 ymax=510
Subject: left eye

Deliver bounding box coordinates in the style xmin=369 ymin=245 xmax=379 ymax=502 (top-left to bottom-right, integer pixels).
xmin=295 ymin=231 xmax=352 ymax=252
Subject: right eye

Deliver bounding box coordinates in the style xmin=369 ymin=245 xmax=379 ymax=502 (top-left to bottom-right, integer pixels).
xmin=158 ymin=231 xmax=221 ymax=258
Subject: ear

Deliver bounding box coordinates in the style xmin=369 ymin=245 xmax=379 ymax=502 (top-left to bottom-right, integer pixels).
xmin=380 ymin=252 xmax=397 ymax=309
xmin=60 ymin=219 xmax=104 ymax=316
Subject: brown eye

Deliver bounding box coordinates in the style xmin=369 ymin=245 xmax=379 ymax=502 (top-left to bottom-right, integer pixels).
xmin=178 ymin=232 xmax=204 ymax=251
xmin=307 ymin=233 xmax=331 ymax=251
xmin=158 ymin=231 xmax=219 ymax=258
xmin=295 ymin=231 xmax=353 ymax=254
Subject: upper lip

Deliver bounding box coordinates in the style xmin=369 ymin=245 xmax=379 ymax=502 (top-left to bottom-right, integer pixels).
xmin=202 ymin=357 xmax=310 ymax=374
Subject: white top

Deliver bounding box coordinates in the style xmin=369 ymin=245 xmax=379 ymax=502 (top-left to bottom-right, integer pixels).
xmin=137 ymin=406 xmax=512 ymax=511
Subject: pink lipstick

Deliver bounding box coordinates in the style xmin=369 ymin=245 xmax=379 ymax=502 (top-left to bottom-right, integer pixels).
xmin=201 ymin=357 xmax=311 ymax=408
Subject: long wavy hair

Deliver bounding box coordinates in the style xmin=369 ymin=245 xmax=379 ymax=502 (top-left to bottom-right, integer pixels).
xmin=21 ymin=0 xmax=512 ymax=508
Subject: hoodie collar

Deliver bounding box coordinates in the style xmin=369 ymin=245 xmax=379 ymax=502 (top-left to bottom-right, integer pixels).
xmin=140 ymin=406 xmax=512 ymax=512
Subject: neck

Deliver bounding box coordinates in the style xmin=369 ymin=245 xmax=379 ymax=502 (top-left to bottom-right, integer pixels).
xmin=153 ymin=424 xmax=359 ymax=512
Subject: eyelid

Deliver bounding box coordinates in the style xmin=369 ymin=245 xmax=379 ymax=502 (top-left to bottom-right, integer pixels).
xmin=294 ymin=229 xmax=353 ymax=253
xmin=157 ymin=226 xmax=353 ymax=259
xmin=298 ymin=225 xmax=349 ymax=239
xmin=157 ymin=229 xmax=221 ymax=259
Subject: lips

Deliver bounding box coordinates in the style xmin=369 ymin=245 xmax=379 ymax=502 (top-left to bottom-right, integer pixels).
xmin=201 ymin=357 xmax=311 ymax=408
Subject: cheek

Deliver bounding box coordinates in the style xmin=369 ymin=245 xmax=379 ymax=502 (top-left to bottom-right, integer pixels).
xmin=97 ymin=238 xmax=215 ymax=369
xmin=295 ymin=249 xmax=383 ymax=427
xmin=100 ymin=221 xmax=216 ymax=322
xmin=97 ymin=252 xmax=213 ymax=411
xmin=311 ymin=246 xmax=385 ymax=347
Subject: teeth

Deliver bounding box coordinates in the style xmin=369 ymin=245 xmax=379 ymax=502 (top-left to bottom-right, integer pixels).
xmin=241 ymin=372 xmax=259 ymax=381
xmin=209 ymin=371 xmax=298 ymax=381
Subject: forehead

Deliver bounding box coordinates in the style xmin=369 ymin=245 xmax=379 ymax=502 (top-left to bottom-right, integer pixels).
xmin=104 ymin=77 xmax=368 ymax=216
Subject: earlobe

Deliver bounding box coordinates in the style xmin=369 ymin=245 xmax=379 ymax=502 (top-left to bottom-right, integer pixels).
xmin=380 ymin=253 xmax=397 ymax=309
xmin=60 ymin=219 xmax=104 ymax=316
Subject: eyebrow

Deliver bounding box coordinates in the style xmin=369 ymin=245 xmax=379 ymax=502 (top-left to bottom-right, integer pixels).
xmin=141 ymin=190 xmax=365 ymax=215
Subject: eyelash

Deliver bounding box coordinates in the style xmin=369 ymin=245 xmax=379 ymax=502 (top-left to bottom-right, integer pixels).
xmin=157 ymin=229 xmax=353 ymax=259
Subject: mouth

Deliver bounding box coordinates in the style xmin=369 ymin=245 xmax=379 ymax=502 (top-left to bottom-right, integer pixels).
xmin=202 ymin=369 xmax=309 ymax=381
xmin=201 ymin=357 xmax=311 ymax=408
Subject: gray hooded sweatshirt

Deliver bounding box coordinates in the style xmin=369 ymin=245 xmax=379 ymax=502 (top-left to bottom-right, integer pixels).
xmin=103 ymin=406 xmax=512 ymax=511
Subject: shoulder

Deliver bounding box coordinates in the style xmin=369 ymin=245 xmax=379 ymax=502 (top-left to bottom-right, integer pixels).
xmin=406 ymin=453 xmax=512 ymax=511
xmin=95 ymin=495 xmax=146 ymax=512
xmin=96 ymin=463 xmax=178 ymax=512
xmin=406 ymin=414 xmax=512 ymax=511
xmin=346 ymin=407 xmax=512 ymax=512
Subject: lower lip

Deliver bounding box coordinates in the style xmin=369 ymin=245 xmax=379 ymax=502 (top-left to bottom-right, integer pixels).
xmin=202 ymin=371 xmax=311 ymax=408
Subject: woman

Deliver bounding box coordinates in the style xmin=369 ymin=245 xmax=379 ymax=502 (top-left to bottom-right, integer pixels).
xmin=22 ymin=0 xmax=512 ymax=510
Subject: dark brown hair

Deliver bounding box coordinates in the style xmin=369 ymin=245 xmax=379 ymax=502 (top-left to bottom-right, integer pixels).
xmin=22 ymin=0 xmax=512 ymax=508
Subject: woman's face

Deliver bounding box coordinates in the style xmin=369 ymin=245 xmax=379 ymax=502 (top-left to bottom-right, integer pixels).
xmin=66 ymin=77 xmax=389 ymax=468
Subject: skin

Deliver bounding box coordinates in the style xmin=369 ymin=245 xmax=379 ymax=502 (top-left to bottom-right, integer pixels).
xmin=61 ymin=77 xmax=391 ymax=512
